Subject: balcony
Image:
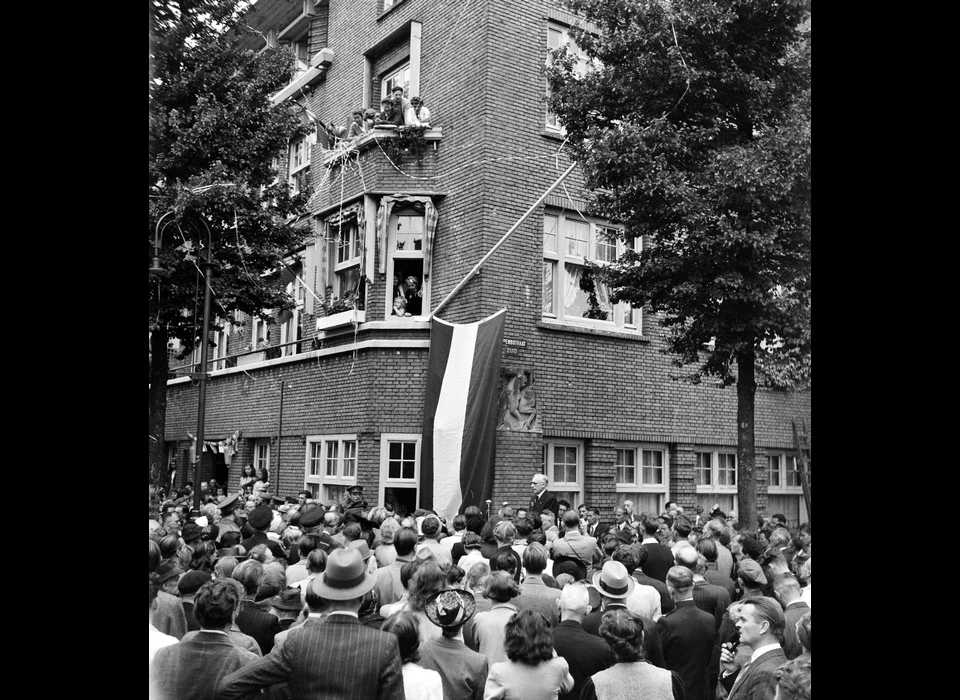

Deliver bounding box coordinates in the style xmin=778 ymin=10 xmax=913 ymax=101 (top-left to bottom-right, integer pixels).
xmin=308 ymin=126 xmax=444 ymax=214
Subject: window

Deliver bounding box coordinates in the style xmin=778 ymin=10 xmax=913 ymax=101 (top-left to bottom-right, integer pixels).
xmin=322 ymin=204 xmax=366 ymax=313
xmin=543 ymin=211 xmax=640 ymax=330
xmin=546 ymin=23 xmax=590 ymax=132
xmin=386 ymin=207 xmax=427 ymax=318
xmin=306 ymin=435 xmax=358 ymax=503
xmin=542 ymin=440 xmax=584 ymax=508
xmin=768 ymin=453 xmax=805 ymax=527
xmin=212 ymin=322 xmax=233 ymax=370
xmin=694 ymin=449 xmax=737 ymax=515
xmin=280 ymin=267 xmax=305 ymax=356
xmin=614 ymin=444 xmax=669 ymax=514
xmin=289 ymin=134 xmax=312 ymax=196
xmin=380 ymin=434 xmax=421 ymax=519
xmin=254 ymin=439 xmax=271 ymax=474
xmin=381 ymin=62 xmax=410 ymax=102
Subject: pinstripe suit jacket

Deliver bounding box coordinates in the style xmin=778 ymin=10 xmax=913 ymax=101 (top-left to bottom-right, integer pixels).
xmin=216 ymin=614 xmax=405 ymax=700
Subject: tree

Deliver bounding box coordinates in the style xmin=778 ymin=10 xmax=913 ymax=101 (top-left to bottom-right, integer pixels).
xmin=546 ymin=0 xmax=811 ymax=528
xmin=148 ymin=0 xmax=312 ymax=506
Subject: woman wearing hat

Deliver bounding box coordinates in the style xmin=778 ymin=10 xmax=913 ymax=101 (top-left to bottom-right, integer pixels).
xmin=579 ymin=609 xmax=684 ymax=700
xmin=482 ymin=609 xmax=574 ymax=699
xmin=418 ymin=588 xmax=488 ymax=700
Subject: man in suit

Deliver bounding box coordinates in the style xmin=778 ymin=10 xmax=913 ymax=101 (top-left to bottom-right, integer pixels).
xmin=583 ymin=560 xmax=666 ymax=668
xmin=697 ymin=537 xmax=737 ymax=600
xmin=151 ymin=578 xmax=260 ymax=700
xmin=177 ymin=570 xmax=213 ymax=632
xmin=676 ymin=546 xmax=732 ymax=630
xmin=657 ymin=565 xmax=718 ymax=700
xmin=638 ymin=513 xmax=675 ymax=582
xmin=719 ymin=596 xmax=788 ymax=700
xmin=772 ymin=573 xmax=809 ymax=660
xmin=420 ymin=588 xmax=489 ymax=700
xmin=217 ymin=547 xmax=405 ymax=700
xmin=552 ymin=582 xmax=614 ymax=700
xmin=551 ymin=509 xmax=599 ymax=570
xmin=528 ymin=473 xmax=559 ymax=522
xmin=632 ymin=544 xmax=675 ymax=615
xmin=584 ymin=507 xmax=610 ymax=540
xmin=513 ymin=543 xmax=562 ymax=626
xmin=230 ymin=558 xmax=283 ymax=656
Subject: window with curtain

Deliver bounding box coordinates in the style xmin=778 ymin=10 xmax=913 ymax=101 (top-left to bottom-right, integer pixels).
xmin=543 ymin=211 xmax=640 ymax=330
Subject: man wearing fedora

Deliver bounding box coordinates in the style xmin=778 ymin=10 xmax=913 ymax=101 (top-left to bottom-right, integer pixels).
xmin=419 ymin=588 xmax=489 ymax=700
xmin=583 ymin=560 xmax=667 ymax=668
xmin=217 ymin=547 xmax=405 ymax=700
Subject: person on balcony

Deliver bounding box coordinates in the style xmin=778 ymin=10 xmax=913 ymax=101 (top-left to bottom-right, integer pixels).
xmin=376 ymin=98 xmax=404 ymax=128
xmin=410 ymin=96 xmax=432 ymax=127
xmin=347 ymin=110 xmax=368 ymax=139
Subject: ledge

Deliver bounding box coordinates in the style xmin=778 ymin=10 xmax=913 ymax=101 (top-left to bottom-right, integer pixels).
xmin=271 ymin=47 xmax=334 ymax=104
xmin=319 ymin=126 xmax=442 ymax=168
xmin=315 ymin=308 xmax=365 ymax=332
xmin=537 ymin=318 xmax=649 ymax=341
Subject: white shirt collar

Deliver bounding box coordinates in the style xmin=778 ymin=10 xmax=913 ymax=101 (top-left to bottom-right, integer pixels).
xmin=326 ymin=610 xmax=359 ymax=619
xmin=750 ymin=643 xmax=782 ymax=663
xmin=641 ymin=537 xmax=658 ymax=544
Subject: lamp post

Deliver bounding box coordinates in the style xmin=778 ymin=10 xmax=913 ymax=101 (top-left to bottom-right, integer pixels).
xmin=193 ymin=219 xmax=216 ymax=513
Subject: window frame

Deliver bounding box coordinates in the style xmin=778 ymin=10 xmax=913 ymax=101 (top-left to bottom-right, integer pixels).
xmin=542 ymin=439 xmax=584 ymax=508
xmin=768 ymin=453 xmax=804 ymax=493
xmin=543 ymin=210 xmax=641 ymax=331
xmin=253 ymin=439 xmax=271 ymax=475
xmin=694 ymin=449 xmax=738 ymax=493
xmin=614 ymin=442 xmax=670 ymax=491
xmin=289 ymin=133 xmax=313 ymax=196
xmin=280 ymin=268 xmax=305 ymax=357
xmin=379 ymin=433 xmax=422 ymax=512
xmin=545 ymin=22 xmax=591 ymax=133
xmin=385 ymin=206 xmax=429 ymax=319
xmin=381 ymin=61 xmax=411 ymax=103
xmin=305 ymin=434 xmax=359 ymax=503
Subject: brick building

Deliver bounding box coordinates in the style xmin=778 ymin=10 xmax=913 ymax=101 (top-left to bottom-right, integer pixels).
xmin=159 ymin=0 xmax=811 ymax=526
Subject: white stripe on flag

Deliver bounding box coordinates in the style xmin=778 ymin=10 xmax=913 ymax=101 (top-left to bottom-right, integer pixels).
xmin=432 ymin=322 xmax=477 ymax=519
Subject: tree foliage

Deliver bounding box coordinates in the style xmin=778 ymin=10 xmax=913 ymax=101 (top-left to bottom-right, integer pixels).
xmin=546 ymin=0 xmax=810 ymax=526
xmin=148 ymin=0 xmax=312 ymax=493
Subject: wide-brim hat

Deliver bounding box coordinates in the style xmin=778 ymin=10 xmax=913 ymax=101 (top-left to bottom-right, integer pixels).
xmin=309 ymin=547 xmax=376 ymax=600
xmin=425 ymin=589 xmax=476 ymax=628
xmin=270 ymin=587 xmax=306 ymax=611
xmin=218 ymin=493 xmax=240 ymax=513
xmin=592 ymin=561 xmax=636 ymax=599
xmin=348 ymin=540 xmax=373 ymax=561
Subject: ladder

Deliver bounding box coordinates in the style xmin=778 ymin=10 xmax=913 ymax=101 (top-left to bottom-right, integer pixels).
xmin=792 ymin=418 xmax=812 ymax=522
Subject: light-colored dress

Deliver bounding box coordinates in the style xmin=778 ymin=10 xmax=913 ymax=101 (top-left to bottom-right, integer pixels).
xmin=483 ymin=655 xmax=574 ymax=699
xmin=401 ymin=661 xmax=444 ymax=700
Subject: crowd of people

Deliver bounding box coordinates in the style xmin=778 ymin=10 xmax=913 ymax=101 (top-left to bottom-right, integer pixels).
xmin=320 ymin=85 xmax=434 ymax=148
xmin=150 ymin=473 xmax=811 ymax=700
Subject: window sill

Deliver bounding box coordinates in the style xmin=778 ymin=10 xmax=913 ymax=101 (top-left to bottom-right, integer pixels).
xmin=378 ymin=0 xmax=407 ymax=21
xmin=316 ymin=309 xmax=365 ymax=332
xmin=537 ymin=318 xmax=649 ymax=341
xmin=541 ymin=129 xmax=566 ymax=141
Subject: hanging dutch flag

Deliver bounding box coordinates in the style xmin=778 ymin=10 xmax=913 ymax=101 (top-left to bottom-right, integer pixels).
xmin=421 ymin=308 xmax=507 ymax=521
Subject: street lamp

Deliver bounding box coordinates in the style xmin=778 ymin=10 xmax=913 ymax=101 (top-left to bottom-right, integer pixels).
xmin=150 ymin=210 xmax=217 ymax=513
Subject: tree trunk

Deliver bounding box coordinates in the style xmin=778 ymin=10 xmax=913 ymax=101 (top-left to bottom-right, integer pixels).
xmin=736 ymin=347 xmax=758 ymax=530
xmin=149 ymin=325 xmax=171 ymax=505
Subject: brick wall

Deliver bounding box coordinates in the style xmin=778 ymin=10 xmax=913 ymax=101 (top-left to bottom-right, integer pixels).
xmin=162 ymin=0 xmax=811 ymax=520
